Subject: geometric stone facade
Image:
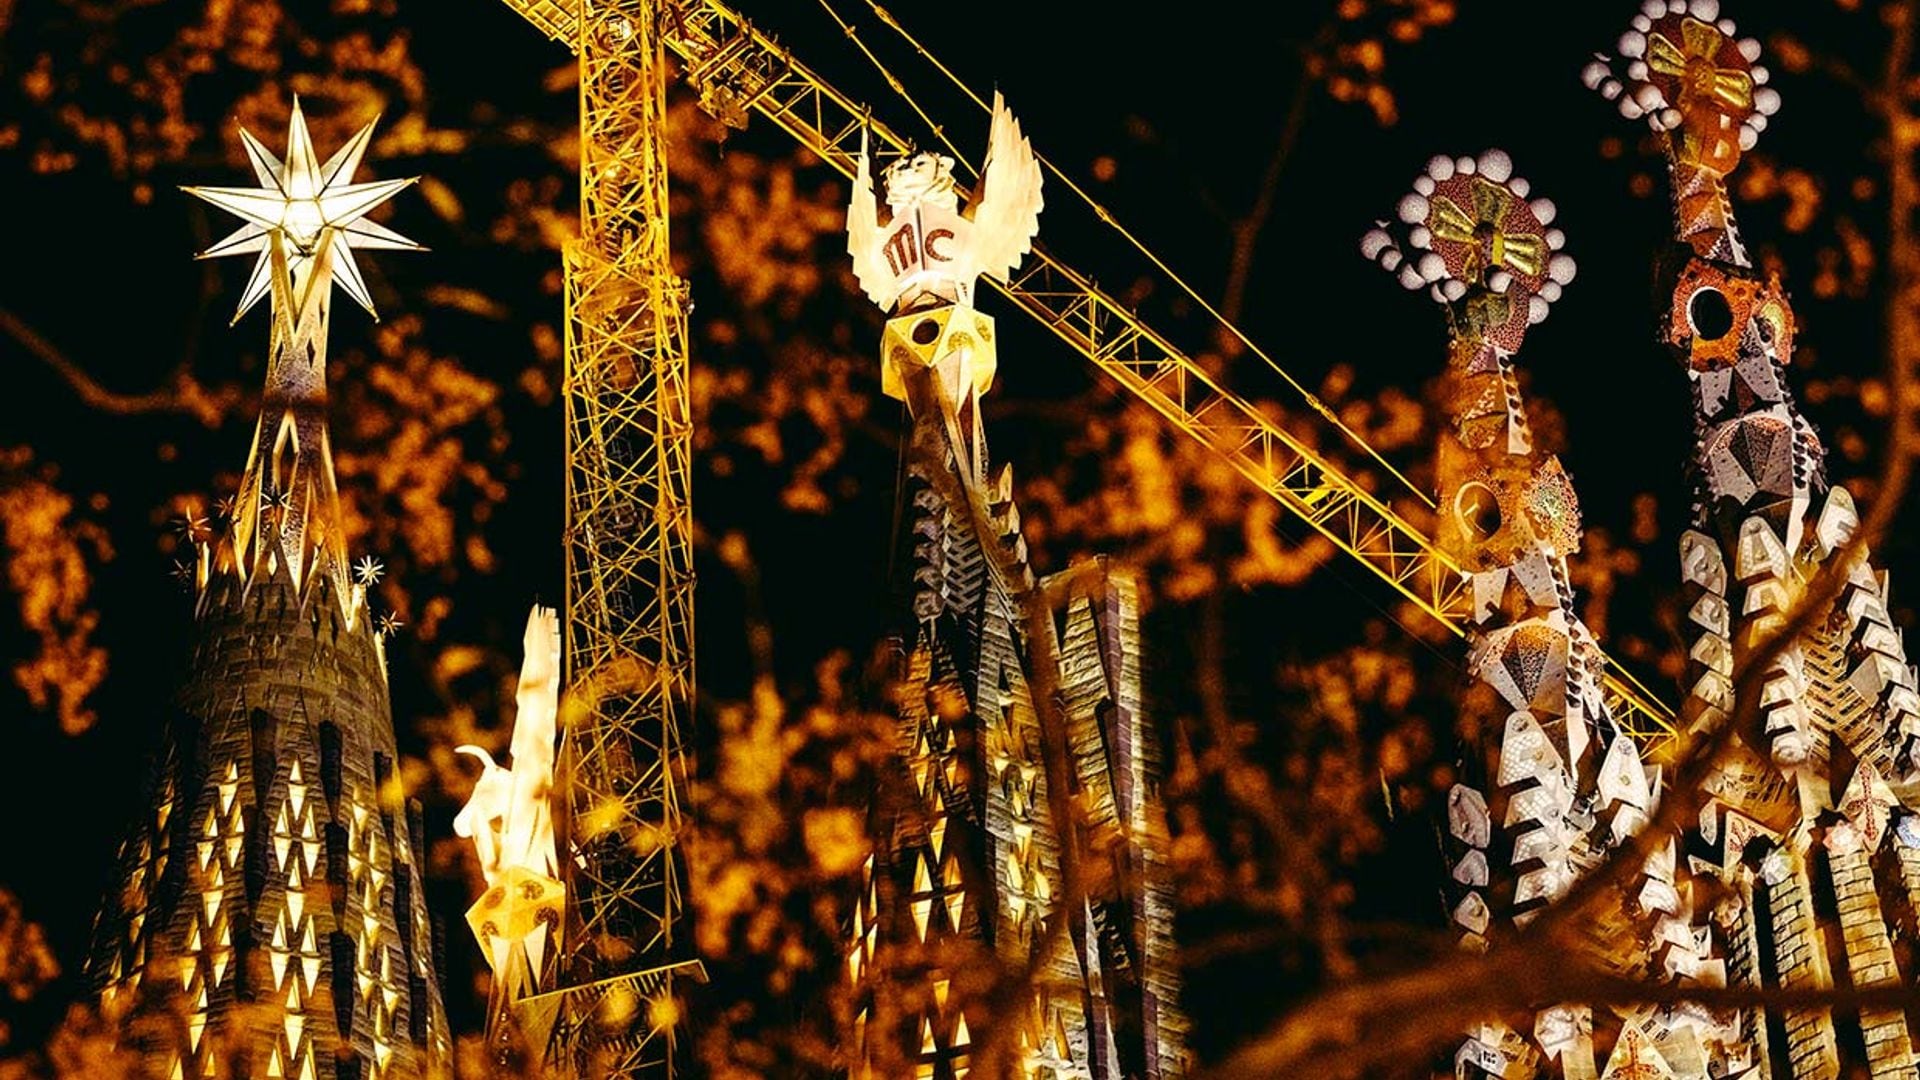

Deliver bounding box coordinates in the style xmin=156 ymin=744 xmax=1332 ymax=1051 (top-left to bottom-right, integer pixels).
xmin=87 ymin=565 xmax=453 ymax=1080
xmin=1421 ymin=3 xmax=1920 ymax=1077
xmin=844 ymin=354 xmax=1188 ymax=1079
xmin=83 ymin=105 xmax=451 ymax=1079
xmin=1621 ymin=4 xmax=1920 ymax=1077
xmin=1051 ymin=563 xmax=1187 ymax=1080
xmin=1367 ymin=149 xmax=1726 ymax=1078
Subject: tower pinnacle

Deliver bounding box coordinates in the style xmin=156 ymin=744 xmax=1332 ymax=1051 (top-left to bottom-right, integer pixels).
xmin=87 ymin=103 xmax=449 ymax=1079
xmin=846 ymin=93 xmax=1042 ymax=489
xmin=185 ymin=100 xmax=422 ymax=323
xmin=182 ymin=102 xmax=421 ymax=615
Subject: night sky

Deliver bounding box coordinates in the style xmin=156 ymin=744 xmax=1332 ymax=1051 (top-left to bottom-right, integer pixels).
xmin=0 ymin=0 xmax=1906 ymax=1067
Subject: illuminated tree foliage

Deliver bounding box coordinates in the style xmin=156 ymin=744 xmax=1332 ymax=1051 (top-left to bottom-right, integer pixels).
xmin=0 ymin=449 xmax=110 ymax=737
xmin=8 ymin=0 xmax=1920 ymax=1076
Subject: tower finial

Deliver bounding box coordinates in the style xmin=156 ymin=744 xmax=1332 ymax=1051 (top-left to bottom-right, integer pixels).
xmin=1584 ymin=0 xmax=1780 ymax=260
xmin=1585 ymin=0 xmax=1777 ymax=168
xmin=848 ymin=93 xmax=1043 ymax=486
xmin=185 ymin=103 xmax=424 ymax=323
xmin=1361 ymin=150 xmax=1576 ymax=357
xmin=182 ymin=106 xmax=421 ymax=613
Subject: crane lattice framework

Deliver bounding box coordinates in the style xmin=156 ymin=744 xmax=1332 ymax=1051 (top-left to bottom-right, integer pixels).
xmin=498 ymin=0 xmax=1681 ymax=748
xmin=491 ymin=0 xmax=702 ymax=1075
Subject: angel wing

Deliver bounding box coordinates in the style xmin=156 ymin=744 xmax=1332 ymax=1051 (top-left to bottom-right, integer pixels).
xmin=503 ymin=604 xmax=561 ymax=878
xmin=847 ymin=129 xmax=898 ymax=310
xmin=508 ymin=604 xmax=561 ymax=771
xmin=964 ymin=91 xmax=1044 ymax=285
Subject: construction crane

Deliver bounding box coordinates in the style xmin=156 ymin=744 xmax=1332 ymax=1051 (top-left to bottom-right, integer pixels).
xmin=482 ymin=0 xmax=1683 ymax=1066
xmin=487 ymin=0 xmax=701 ymax=1075
xmin=493 ymin=0 xmax=1677 ymax=747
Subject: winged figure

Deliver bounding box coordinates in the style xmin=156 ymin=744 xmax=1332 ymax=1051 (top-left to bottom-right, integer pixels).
xmin=454 ymin=605 xmax=562 ymax=887
xmin=453 ymin=745 xmax=511 ymax=883
xmin=848 ymin=91 xmax=1044 ymax=314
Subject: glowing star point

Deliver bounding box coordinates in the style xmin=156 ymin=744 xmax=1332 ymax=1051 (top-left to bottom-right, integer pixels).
xmin=186 ymin=103 xmax=421 ymax=322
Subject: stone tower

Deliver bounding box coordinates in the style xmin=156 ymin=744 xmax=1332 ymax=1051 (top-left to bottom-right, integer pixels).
xmin=1363 ymin=150 xmax=1728 ymax=1076
xmin=1595 ymin=2 xmax=1920 ymax=1075
xmin=85 ymin=103 xmax=452 ymax=1080
xmin=1367 ymin=2 xmax=1920 ymax=1077
xmin=841 ymin=97 xmax=1187 ymax=1079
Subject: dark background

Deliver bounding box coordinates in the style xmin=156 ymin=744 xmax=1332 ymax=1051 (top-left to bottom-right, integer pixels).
xmin=0 ymin=0 xmax=1902 ymax=1067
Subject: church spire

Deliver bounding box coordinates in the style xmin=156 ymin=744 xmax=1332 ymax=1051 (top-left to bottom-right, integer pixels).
xmin=182 ymin=100 xmax=421 ymax=613
xmin=87 ymin=103 xmax=450 ymax=1079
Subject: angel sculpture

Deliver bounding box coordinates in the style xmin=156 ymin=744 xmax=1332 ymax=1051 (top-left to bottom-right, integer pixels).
xmin=454 ymin=749 xmax=514 ymax=883
xmin=847 ymin=90 xmax=1044 ymax=316
xmin=455 ymin=605 xmax=565 ymax=1012
xmin=454 ymin=604 xmax=562 ymax=886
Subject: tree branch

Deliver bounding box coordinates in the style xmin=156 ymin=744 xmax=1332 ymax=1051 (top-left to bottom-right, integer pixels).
xmin=0 ymin=307 xmax=241 ymax=427
xmin=1219 ymin=46 xmax=1318 ymax=332
xmin=1216 ymin=5 xmax=1920 ymax=1075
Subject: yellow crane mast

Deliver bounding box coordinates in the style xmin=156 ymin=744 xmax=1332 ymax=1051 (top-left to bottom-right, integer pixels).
xmin=662 ymin=1 xmax=1678 ymax=746
xmin=490 ymin=0 xmax=701 ymax=1075
xmin=482 ymin=0 xmax=1684 ymax=1067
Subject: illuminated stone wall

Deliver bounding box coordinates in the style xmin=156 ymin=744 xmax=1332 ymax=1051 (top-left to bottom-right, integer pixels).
xmin=845 ymin=369 xmax=1187 ymax=1079
xmin=86 ymin=561 xmax=451 ymax=1079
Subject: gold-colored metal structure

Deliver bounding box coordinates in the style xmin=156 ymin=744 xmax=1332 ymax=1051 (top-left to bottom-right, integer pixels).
xmin=663 ymin=0 xmax=1675 ymax=744
xmin=491 ymin=0 xmax=701 ymax=1074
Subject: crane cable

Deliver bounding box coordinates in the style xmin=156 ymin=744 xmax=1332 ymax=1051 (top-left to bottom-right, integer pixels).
xmin=848 ymin=0 xmax=1434 ymax=510
xmin=811 ymin=0 xmax=977 ymax=177
xmin=804 ymin=0 xmax=1676 ymax=735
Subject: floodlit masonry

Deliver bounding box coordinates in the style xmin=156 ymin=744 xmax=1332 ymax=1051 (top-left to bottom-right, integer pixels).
xmin=1380 ymin=2 xmax=1920 ymax=1076
xmin=841 ymin=98 xmax=1189 ymax=1079
xmin=84 ymin=104 xmax=453 ymax=1080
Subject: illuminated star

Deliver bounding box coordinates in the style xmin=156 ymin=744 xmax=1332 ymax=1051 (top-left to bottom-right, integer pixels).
xmin=354 ymin=555 xmax=385 ymax=587
xmin=377 ymin=612 xmax=405 ymax=636
xmin=170 ymin=560 xmax=195 ymax=590
xmin=212 ymin=495 xmax=237 ymax=521
xmin=184 ymin=99 xmax=422 ymax=323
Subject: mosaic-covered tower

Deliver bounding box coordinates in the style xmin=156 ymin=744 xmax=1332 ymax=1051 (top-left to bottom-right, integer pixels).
xmin=85 ymin=103 xmax=452 ymax=1080
xmin=1390 ymin=2 xmax=1920 ymax=1076
xmin=1587 ymin=1 xmax=1920 ymax=1075
xmin=841 ymin=98 xmax=1188 ymax=1078
xmin=1364 ymin=151 xmax=1762 ymax=1077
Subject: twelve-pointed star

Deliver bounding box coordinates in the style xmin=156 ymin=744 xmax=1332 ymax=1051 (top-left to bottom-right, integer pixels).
xmin=184 ymin=98 xmax=421 ymax=323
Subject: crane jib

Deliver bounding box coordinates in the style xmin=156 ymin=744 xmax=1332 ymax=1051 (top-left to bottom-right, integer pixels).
xmin=488 ymin=0 xmax=1681 ymax=754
